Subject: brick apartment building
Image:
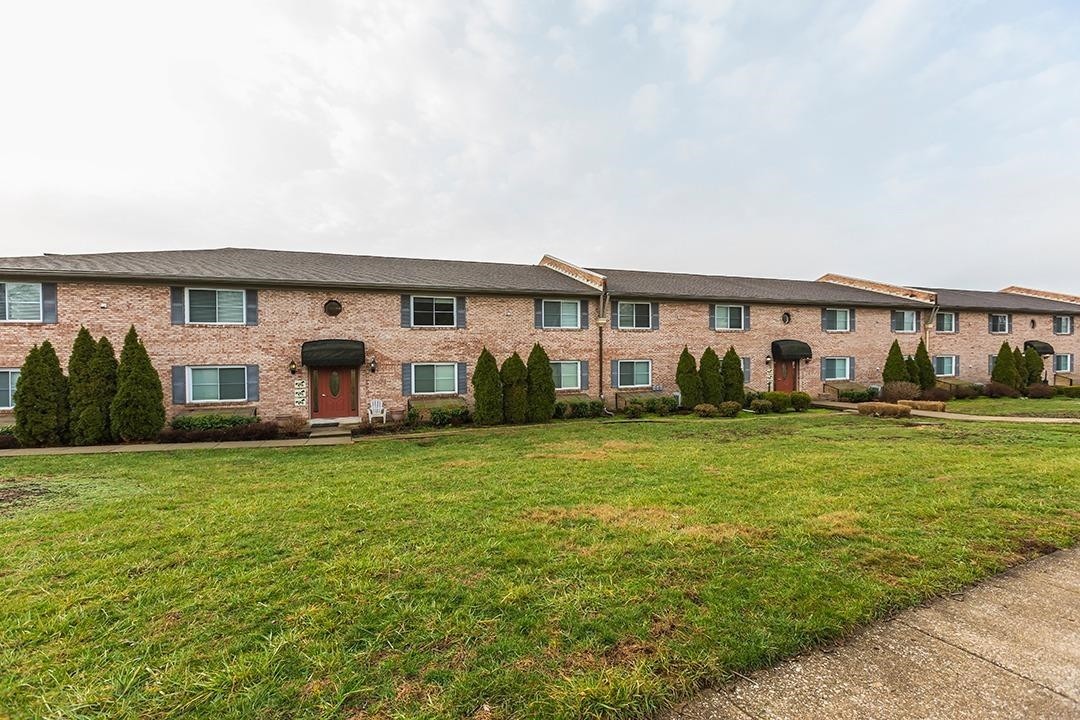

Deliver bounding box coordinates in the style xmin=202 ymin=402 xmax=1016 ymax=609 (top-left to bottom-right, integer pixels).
xmin=1 ymin=248 xmax=1077 ymax=422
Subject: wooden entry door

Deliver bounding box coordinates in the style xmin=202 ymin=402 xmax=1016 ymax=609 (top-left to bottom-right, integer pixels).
xmin=311 ymin=367 xmax=357 ymax=419
xmin=773 ymin=359 xmax=797 ymax=392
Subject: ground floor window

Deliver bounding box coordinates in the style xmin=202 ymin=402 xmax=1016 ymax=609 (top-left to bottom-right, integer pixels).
xmin=617 ymin=360 xmax=651 ymax=388
xmin=189 ymin=366 xmax=247 ymax=402
xmin=413 ymin=363 xmax=458 ymax=394
xmin=933 ymin=355 xmax=958 ymax=377
xmin=551 ymin=361 xmax=581 ymax=390
xmin=822 ymin=357 xmax=851 ymax=381
xmin=1055 ymin=354 xmax=1074 ymax=373
xmin=0 ymin=369 xmax=19 ymax=408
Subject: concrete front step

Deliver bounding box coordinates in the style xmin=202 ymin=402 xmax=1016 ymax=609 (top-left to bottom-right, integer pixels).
xmin=307 ymin=427 xmax=354 ymax=439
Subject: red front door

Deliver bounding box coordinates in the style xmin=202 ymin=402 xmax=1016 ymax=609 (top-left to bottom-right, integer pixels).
xmin=773 ymin=360 xmax=797 ymax=392
xmin=311 ymin=367 xmax=357 ymax=419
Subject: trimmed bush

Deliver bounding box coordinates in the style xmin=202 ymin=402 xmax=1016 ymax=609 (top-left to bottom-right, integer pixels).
xmin=1024 ymin=347 xmax=1044 ymax=385
xmin=693 ymin=403 xmax=718 ymax=418
xmin=839 ymin=389 xmax=875 ymax=403
xmin=914 ymin=339 xmax=936 ymax=390
xmin=879 ymin=381 xmax=920 ymax=403
xmin=525 ymin=343 xmax=556 ymax=423
xmin=430 ymin=406 xmax=471 ymax=427
xmin=1057 ymin=386 xmax=1080 ymax=398
xmin=857 ymin=402 xmax=912 ymax=418
xmin=761 ymin=391 xmax=792 ymax=412
xmin=749 ymin=398 xmax=773 ymax=414
xmin=919 ymin=386 xmax=953 ymax=402
xmin=676 ymin=347 xmax=703 ymax=409
xmin=882 ymin=341 xmax=908 ymax=384
xmin=953 ymin=383 xmax=981 ymax=399
xmin=0 ymin=425 xmax=18 ymax=450
xmin=699 ymin=347 xmax=723 ymax=406
xmin=983 ymin=381 xmax=1021 ymax=399
xmin=1025 ymin=383 xmax=1055 ymax=399
xmin=471 ymin=348 xmax=503 ymax=426
xmin=717 ymin=401 xmax=742 ymax=418
xmin=172 ymin=414 xmax=257 ymax=431
xmin=159 ymin=421 xmax=280 ymax=444
xmin=639 ymin=395 xmax=679 ymax=415
xmin=623 ymin=403 xmax=644 ymax=419
xmin=500 ymin=353 xmax=528 ymax=424
xmin=13 ymin=341 xmax=70 ymax=447
xmin=897 ymin=400 xmax=946 ymax=411
xmin=721 ymin=347 xmax=745 ymax=407
xmin=990 ymin=342 xmax=1020 ymax=390
xmin=555 ymin=399 xmax=605 ymax=419
xmin=110 ymin=326 xmax=166 ymax=441
xmin=790 ymin=392 xmax=812 ymax=412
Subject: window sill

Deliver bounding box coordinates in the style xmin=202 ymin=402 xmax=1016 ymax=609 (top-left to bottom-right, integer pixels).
xmin=183 ymin=323 xmax=249 ymax=328
xmin=0 ymin=320 xmax=45 ymax=325
xmin=823 ymin=330 xmax=852 ymax=334
xmin=408 ymin=326 xmax=462 ymax=330
xmin=539 ymin=327 xmax=583 ymax=331
xmin=714 ymin=328 xmax=747 ymax=332
xmin=182 ymin=400 xmax=252 ymax=406
xmin=615 ymin=326 xmax=653 ymax=331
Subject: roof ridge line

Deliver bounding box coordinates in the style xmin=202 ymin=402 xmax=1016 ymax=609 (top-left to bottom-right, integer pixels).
xmin=817 ymin=273 xmax=936 ymax=305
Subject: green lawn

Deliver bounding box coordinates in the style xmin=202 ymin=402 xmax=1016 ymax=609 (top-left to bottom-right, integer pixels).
xmin=2 ymin=415 xmax=1078 ymax=720
xmin=946 ymin=396 xmax=1080 ymax=418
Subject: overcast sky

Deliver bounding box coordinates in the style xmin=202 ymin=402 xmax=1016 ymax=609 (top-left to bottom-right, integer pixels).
xmin=1 ymin=1 xmax=1078 ymax=291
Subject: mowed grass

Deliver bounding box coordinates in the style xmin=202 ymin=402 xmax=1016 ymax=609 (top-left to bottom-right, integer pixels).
xmin=946 ymin=395 xmax=1080 ymax=418
xmin=1 ymin=415 xmax=1078 ymax=720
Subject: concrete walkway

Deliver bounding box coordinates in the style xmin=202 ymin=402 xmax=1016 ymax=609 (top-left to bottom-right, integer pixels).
xmin=665 ymin=548 xmax=1080 ymax=720
xmin=813 ymin=399 xmax=1080 ymax=424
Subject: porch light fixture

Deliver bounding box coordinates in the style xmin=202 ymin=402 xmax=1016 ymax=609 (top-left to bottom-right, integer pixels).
xmin=288 ymin=361 xmax=298 ymax=375
xmin=368 ymin=356 xmax=378 ymax=373
xmin=764 ymin=356 xmax=772 ymax=365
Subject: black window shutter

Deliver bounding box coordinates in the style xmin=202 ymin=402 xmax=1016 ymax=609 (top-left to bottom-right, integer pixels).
xmin=821 ymin=308 xmax=828 ymax=331
xmin=579 ymin=300 xmax=589 ymax=330
xmin=709 ymin=304 xmax=717 ymax=330
xmin=610 ymin=360 xmax=620 ymax=388
xmin=457 ymin=363 xmax=467 ymax=394
xmin=171 ymin=366 xmax=186 ymax=404
xmin=171 ymin=287 xmax=185 ymax=325
xmin=988 ymin=355 xmax=994 ymax=374
xmin=246 ymin=365 xmax=260 ymax=401
xmin=848 ymin=357 xmax=855 ymax=380
xmin=455 ymin=297 xmax=466 ymax=329
xmin=650 ymin=302 xmax=660 ymax=330
xmin=401 ymin=363 xmax=412 ymax=396
xmin=534 ymin=299 xmax=543 ymax=328
xmin=820 ymin=360 xmax=827 ymax=381
xmin=743 ymin=305 xmax=750 ymax=330
xmin=580 ymin=360 xmax=589 ymax=390
xmin=891 ymin=311 xmax=901 ymax=332
xmin=914 ymin=310 xmax=921 ymax=329
xmin=849 ymin=307 xmax=856 ymax=332
xmin=400 ymin=295 xmax=411 ymax=327
xmin=744 ymin=358 xmax=751 ymax=382
xmin=610 ymin=301 xmax=620 ymax=329
xmin=955 ymin=355 xmax=960 ymax=376
xmin=41 ymin=283 xmax=58 ymax=323
xmin=0 ymin=283 xmax=5 ymax=319
xmin=245 ymin=290 xmax=258 ymax=326
xmin=1007 ymin=314 xmax=1013 ymax=333
xmin=953 ymin=311 xmax=960 ymax=331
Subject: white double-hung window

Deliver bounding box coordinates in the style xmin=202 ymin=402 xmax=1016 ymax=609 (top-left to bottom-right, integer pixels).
xmin=1054 ymin=316 xmax=1073 ymax=335
xmin=617 ymin=360 xmax=651 ymax=388
xmin=822 ymin=357 xmax=851 ymax=381
xmin=551 ymin=361 xmax=581 ymax=390
xmin=618 ymin=302 xmax=652 ymax=329
xmin=186 ymin=288 xmax=246 ymax=324
xmin=1055 ymin=354 xmax=1074 ymax=373
xmin=935 ymin=312 xmax=956 ymax=333
xmin=1 ymin=283 xmax=43 ymax=322
xmin=714 ymin=305 xmax=746 ymax=331
xmin=188 ymin=366 xmax=248 ymax=402
xmin=0 ymin=369 xmax=19 ymax=408
xmin=933 ymin=355 xmax=958 ymax=377
xmin=411 ymin=296 xmax=457 ymax=327
xmin=412 ymin=363 xmax=458 ymax=394
xmin=823 ymin=308 xmax=851 ymax=332
xmin=542 ymin=299 xmax=581 ymax=329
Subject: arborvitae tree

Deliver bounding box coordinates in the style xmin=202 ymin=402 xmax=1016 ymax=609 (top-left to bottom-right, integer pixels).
xmin=1024 ymin=346 xmax=1044 ymax=385
xmin=882 ymin=341 xmax=908 ymax=383
xmin=500 ymin=352 xmax=528 ymax=424
xmin=13 ymin=341 xmax=69 ymax=447
xmin=1012 ymin=346 xmax=1028 ymax=391
xmin=525 ymin=343 xmax=556 ymax=423
xmin=721 ymin=347 xmax=745 ymax=406
xmin=66 ymin=327 xmax=98 ymax=445
xmin=73 ymin=336 xmax=119 ymax=445
xmin=698 ymin=347 xmax=724 ymax=406
xmin=904 ymin=356 xmax=920 ymax=384
xmin=914 ymin=339 xmax=936 ymax=390
xmin=110 ymin=326 xmax=165 ymax=441
xmin=675 ymin=346 xmax=703 ymax=408
xmin=471 ymin=347 xmax=503 ymax=425
xmin=990 ymin=341 xmax=1020 ymax=389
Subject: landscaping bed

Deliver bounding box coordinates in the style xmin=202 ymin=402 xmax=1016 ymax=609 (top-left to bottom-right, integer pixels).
xmin=1 ymin=414 xmax=1077 ymax=719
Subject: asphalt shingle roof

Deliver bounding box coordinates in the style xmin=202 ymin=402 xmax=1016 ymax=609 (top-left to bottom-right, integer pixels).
xmin=592 ymin=267 xmax=931 ymax=308
xmin=0 ymin=248 xmax=594 ymax=296
xmin=917 ymin=287 xmax=1079 ymax=314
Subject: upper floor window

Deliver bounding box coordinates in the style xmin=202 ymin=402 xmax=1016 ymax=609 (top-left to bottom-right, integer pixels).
xmin=933 ymin=355 xmax=958 ymax=377
xmin=551 ymin=361 xmax=581 ymax=390
xmin=187 ymin=288 xmax=245 ymax=325
xmin=0 ymin=369 xmax=19 ymax=409
xmin=1055 ymin=354 xmax=1074 ymax=373
xmin=822 ymin=357 xmax=852 ymax=381
xmin=935 ymin=312 xmax=957 ymax=333
xmin=617 ymin=360 xmax=651 ymax=388
xmin=714 ymin=305 xmax=746 ymax=331
xmin=188 ymin=366 xmax=248 ymax=403
xmin=1054 ymin=315 xmax=1073 ymax=335
xmin=411 ymin=296 xmax=456 ymax=327
xmin=617 ymin=302 xmax=652 ymax=329
xmin=542 ymin=299 xmax=580 ymax=329
xmin=1 ymin=282 xmax=43 ymax=322
xmin=891 ymin=310 xmax=918 ymax=333
xmin=823 ymin=308 xmax=851 ymax=332
xmin=989 ymin=313 xmax=1010 ymax=334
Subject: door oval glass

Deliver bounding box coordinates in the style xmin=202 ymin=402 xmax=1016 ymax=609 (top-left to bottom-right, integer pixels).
xmin=329 ymin=371 xmax=341 ymax=396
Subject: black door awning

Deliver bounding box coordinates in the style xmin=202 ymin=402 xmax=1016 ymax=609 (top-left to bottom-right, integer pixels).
xmin=1024 ymin=340 xmax=1055 ymax=356
xmin=301 ymin=339 xmax=365 ymax=367
xmin=771 ymin=340 xmax=812 ymax=361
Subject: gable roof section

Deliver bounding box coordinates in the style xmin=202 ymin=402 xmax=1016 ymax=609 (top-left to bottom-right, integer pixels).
xmin=0 ymin=248 xmax=595 ymax=296
xmin=1000 ymin=286 xmax=1080 ymax=307
xmin=917 ymin=287 xmax=1080 ymax=314
xmin=591 ymin=267 xmax=931 ymax=308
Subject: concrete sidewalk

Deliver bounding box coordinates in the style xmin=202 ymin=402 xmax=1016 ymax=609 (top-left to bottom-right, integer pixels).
xmin=813 ymin=399 xmax=1080 ymax=424
xmin=665 ymin=548 xmax=1079 ymax=719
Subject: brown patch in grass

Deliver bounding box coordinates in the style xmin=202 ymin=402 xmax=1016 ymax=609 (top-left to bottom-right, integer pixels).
xmin=393 ymin=680 xmax=438 ymax=705
xmin=601 ymin=440 xmax=653 ymax=452
xmin=300 ymin=678 xmax=333 ymax=698
xmin=854 ymin=548 xmax=924 ymax=585
xmin=526 ymin=505 xmax=767 ymax=544
xmin=1014 ymin=538 xmax=1060 ymax=557
xmin=811 ymin=510 xmax=866 ymax=539
xmin=680 ymin=523 xmax=768 ymax=543
xmin=0 ymin=479 xmax=53 ymax=515
xmin=441 ymin=459 xmax=488 ymax=469
xmin=152 ymin=610 xmax=183 ymax=633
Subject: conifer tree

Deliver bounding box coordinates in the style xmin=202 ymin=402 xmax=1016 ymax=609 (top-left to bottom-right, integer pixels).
xmin=74 ymin=336 xmax=119 ymax=445
xmin=882 ymin=340 xmax=908 ymax=383
xmin=525 ymin=343 xmax=556 ymax=423
xmin=721 ymin=347 xmax=745 ymax=406
xmin=471 ymin=347 xmax=503 ymax=425
xmin=67 ymin=327 xmax=98 ymax=445
xmin=13 ymin=341 xmax=69 ymax=447
xmin=990 ymin=341 xmax=1020 ymax=389
xmin=905 ymin=356 xmax=920 ymax=384
xmin=913 ymin=339 xmax=936 ymax=390
xmin=500 ymin=352 xmax=528 ymax=424
xmin=698 ymin=346 xmax=724 ymax=406
xmin=1012 ymin=346 xmax=1027 ymax=391
xmin=110 ymin=326 xmax=165 ymax=441
xmin=1024 ymin=346 xmax=1044 ymax=385
xmin=675 ymin=346 xmax=703 ymax=408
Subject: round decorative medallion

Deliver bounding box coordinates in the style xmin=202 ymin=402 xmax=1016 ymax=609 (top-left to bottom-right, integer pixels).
xmin=323 ymin=299 xmax=343 ymax=317
xmin=782 ymin=312 xmax=792 ymax=324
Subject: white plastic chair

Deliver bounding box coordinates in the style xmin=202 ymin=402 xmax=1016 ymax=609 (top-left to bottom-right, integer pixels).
xmin=367 ymin=398 xmax=387 ymax=424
